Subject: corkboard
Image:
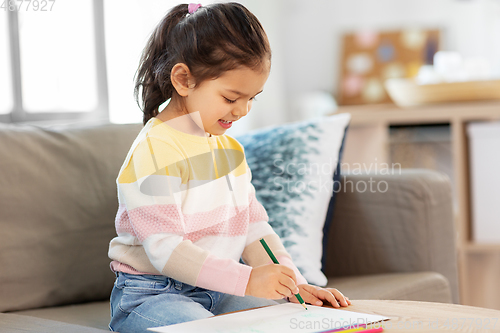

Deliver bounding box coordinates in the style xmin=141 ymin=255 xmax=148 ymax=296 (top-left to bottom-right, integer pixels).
xmin=338 ymin=29 xmax=440 ymax=106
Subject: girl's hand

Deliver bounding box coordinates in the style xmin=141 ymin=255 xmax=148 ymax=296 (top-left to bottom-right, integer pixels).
xmin=288 ymin=284 xmax=352 ymax=308
xmin=245 ymin=264 xmax=299 ymax=299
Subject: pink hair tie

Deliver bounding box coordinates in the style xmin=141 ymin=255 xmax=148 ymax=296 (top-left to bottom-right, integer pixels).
xmin=188 ymin=3 xmax=202 ymax=14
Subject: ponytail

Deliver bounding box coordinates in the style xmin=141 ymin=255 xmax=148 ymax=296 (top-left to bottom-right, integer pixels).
xmin=134 ymin=4 xmax=188 ymax=126
xmin=134 ymin=2 xmax=271 ymax=126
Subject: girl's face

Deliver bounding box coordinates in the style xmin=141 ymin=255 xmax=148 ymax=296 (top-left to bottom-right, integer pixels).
xmin=185 ymin=65 xmax=270 ymax=136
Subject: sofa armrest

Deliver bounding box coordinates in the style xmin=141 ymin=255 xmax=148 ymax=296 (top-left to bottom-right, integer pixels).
xmin=322 ymin=169 xmax=459 ymax=303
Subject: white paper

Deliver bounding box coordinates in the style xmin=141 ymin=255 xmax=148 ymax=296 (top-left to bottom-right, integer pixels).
xmin=147 ymin=303 xmax=389 ymax=333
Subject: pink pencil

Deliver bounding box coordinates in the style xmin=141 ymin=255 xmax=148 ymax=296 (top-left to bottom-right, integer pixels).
xmin=362 ymin=328 xmax=384 ymax=333
xmin=318 ymin=324 xmax=384 ymax=333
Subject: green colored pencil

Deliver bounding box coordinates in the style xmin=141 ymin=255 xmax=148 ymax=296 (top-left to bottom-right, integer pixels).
xmin=259 ymin=238 xmax=308 ymax=310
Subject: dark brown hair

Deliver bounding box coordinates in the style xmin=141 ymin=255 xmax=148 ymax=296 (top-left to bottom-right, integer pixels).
xmin=134 ymin=2 xmax=272 ymax=126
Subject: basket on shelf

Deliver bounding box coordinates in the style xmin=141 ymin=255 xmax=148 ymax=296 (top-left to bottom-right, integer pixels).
xmin=385 ymin=78 xmax=500 ymax=107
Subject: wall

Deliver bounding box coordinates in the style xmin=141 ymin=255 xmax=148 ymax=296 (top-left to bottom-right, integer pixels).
xmin=105 ymin=0 xmax=500 ymax=132
xmin=279 ymin=0 xmax=500 ymax=120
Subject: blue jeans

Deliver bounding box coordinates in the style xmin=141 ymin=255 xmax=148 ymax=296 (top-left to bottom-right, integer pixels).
xmin=109 ymin=272 xmax=278 ymax=332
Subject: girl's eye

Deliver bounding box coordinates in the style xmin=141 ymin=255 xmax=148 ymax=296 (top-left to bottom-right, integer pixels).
xmin=224 ymin=97 xmax=236 ymax=104
xmin=250 ymin=97 xmax=257 ymax=102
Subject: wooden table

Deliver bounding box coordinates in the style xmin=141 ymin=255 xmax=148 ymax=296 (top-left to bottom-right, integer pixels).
xmin=339 ymin=300 xmax=500 ymax=332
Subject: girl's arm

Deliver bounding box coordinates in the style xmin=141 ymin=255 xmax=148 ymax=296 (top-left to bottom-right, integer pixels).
xmin=240 ymin=166 xmax=308 ymax=286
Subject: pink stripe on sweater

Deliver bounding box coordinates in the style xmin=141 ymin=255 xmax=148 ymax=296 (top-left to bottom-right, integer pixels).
xmin=109 ymin=261 xmax=155 ymax=275
xmin=184 ymin=211 xmax=248 ymax=243
xmin=248 ymin=192 xmax=268 ymax=224
xmin=115 ymin=204 xmax=134 ymax=235
xmin=115 ymin=191 xmax=269 ymax=243
xmin=195 ymin=254 xmax=252 ymax=296
xmin=115 ymin=204 xmax=184 ymax=241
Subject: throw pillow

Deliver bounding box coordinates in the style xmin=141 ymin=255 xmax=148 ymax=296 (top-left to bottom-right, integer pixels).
xmin=235 ymin=113 xmax=351 ymax=286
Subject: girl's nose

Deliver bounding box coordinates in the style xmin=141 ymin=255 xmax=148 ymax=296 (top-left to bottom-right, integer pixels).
xmin=233 ymin=101 xmax=251 ymax=118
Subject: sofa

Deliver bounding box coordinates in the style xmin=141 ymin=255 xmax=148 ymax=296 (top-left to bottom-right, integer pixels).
xmin=0 ymin=121 xmax=459 ymax=332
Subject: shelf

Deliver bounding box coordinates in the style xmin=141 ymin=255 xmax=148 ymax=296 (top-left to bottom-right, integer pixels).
xmin=334 ymin=100 xmax=500 ymax=309
xmin=463 ymin=243 xmax=500 ymax=253
xmin=335 ymin=101 xmax=500 ymax=126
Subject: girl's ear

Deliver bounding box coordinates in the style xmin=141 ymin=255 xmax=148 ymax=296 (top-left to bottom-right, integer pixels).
xmin=170 ymin=63 xmax=195 ymax=96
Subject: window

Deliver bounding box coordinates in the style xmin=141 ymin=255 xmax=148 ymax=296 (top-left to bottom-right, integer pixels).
xmin=0 ymin=11 xmax=13 ymax=115
xmin=1 ymin=0 xmax=108 ymax=125
xmin=104 ymin=0 xmax=218 ymax=124
xmin=105 ymin=0 xmax=190 ymax=124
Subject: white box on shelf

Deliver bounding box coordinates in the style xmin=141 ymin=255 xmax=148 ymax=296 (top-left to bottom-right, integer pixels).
xmin=467 ymin=121 xmax=500 ymax=243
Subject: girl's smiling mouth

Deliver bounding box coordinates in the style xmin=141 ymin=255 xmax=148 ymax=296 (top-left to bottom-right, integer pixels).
xmin=218 ymin=119 xmax=233 ymax=128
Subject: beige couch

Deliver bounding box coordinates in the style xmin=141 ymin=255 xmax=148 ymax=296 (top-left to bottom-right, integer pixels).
xmin=0 ymin=121 xmax=459 ymax=332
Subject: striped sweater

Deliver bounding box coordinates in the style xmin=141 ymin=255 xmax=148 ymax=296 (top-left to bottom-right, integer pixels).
xmin=108 ymin=116 xmax=307 ymax=297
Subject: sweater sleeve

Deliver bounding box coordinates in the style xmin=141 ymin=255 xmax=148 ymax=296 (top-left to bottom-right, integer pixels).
xmin=111 ymin=136 xmax=251 ymax=296
xmin=240 ymin=166 xmax=308 ymax=286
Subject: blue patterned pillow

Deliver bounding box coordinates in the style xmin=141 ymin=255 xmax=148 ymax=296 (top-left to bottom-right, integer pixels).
xmin=235 ymin=114 xmax=350 ymax=286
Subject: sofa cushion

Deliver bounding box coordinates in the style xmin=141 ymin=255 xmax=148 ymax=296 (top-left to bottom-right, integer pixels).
xmin=0 ymin=122 xmax=143 ymax=312
xmin=323 ymin=171 xmax=459 ymax=304
xmin=0 ymin=312 xmax=108 ymax=332
xmin=236 ymin=114 xmax=350 ymax=286
xmin=12 ymin=300 xmax=110 ymax=331
xmin=326 ymin=271 xmax=452 ymax=303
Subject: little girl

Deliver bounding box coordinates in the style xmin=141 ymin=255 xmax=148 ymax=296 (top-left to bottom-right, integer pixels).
xmin=108 ymin=2 xmax=351 ymax=332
